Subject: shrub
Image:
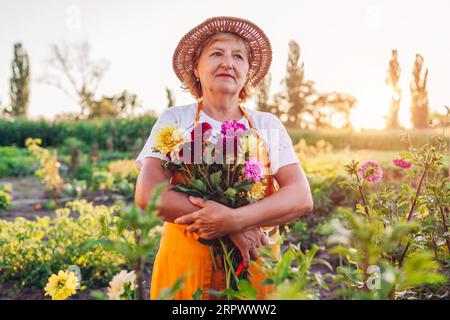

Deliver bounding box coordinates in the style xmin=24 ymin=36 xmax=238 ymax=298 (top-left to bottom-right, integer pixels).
xmin=0 ymin=183 xmax=13 ymax=211
xmin=0 ymin=116 xmax=157 ymax=152
xmin=0 ymin=200 xmax=131 ymax=288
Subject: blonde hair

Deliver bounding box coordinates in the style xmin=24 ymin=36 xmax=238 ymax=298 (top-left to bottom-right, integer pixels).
xmin=181 ymin=32 xmax=254 ymax=102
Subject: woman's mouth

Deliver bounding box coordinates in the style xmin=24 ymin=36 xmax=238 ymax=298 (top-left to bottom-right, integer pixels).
xmin=216 ymin=74 xmax=234 ymax=80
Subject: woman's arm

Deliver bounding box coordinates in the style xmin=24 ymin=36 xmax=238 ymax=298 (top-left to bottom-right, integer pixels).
xmin=174 ymin=163 xmax=313 ymax=239
xmin=235 ymin=163 xmax=313 ymax=232
xmin=134 ymin=157 xmax=199 ymax=222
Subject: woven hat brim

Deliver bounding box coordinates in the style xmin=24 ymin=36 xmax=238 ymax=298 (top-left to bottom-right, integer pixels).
xmin=172 ymin=16 xmax=272 ymax=87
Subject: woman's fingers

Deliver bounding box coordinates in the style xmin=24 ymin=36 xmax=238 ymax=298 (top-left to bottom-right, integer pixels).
xmin=174 ymin=212 xmax=197 ymax=225
xmin=249 ymin=247 xmax=259 ymax=260
xmin=238 ymin=246 xmax=250 ymax=269
xmin=188 ymin=196 xmax=207 ymax=208
xmin=186 ymin=223 xmax=199 ymax=233
xmin=261 ymin=233 xmax=270 ymax=246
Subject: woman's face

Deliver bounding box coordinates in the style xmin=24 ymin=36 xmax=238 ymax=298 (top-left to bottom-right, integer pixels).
xmin=194 ymin=34 xmax=250 ymax=98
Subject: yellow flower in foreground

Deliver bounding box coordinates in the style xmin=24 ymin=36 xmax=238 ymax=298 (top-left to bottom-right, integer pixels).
xmin=44 ymin=270 xmax=79 ymax=300
xmin=248 ymin=182 xmax=267 ymax=201
xmin=107 ymin=270 xmax=136 ymax=300
xmin=154 ymin=125 xmax=184 ymax=155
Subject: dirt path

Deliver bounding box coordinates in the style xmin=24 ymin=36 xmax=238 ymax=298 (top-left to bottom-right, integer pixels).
xmin=0 ymin=177 xmax=128 ymax=221
xmin=0 ymin=177 xmax=54 ymax=220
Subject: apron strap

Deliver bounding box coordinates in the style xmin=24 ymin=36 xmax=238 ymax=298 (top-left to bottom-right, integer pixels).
xmin=194 ymin=99 xmax=255 ymax=129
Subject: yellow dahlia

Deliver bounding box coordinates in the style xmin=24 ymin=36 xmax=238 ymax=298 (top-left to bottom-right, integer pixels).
xmin=154 ymin=125 xmax=184 ymax=155
xmin=44 ymin=270 xmax=79 ymax=300
xmin=248 ymin=182 xmax=267 ymax=201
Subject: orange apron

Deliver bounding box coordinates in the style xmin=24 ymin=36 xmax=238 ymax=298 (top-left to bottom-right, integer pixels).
xmin=150 ymin=100 xmax=281 ymax=300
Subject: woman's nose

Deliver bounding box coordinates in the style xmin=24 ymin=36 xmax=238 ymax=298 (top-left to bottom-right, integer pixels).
xmin=220 ymin=57 xmax=234 ymax=70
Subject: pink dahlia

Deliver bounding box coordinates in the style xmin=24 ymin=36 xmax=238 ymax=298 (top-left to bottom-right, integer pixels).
xmin=221 ymin=120 xmax=246 ymax=136
xmin=244 ymin=158 xmax=264 ymax=182
xmin=358 ymin=160 xmax=383 ymax=183
xmin=392 ymin=158 xmax=412 ymax=169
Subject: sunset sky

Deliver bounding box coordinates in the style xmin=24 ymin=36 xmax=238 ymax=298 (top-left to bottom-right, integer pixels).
xmin=0 ymin=0 xmax=448 ymax=130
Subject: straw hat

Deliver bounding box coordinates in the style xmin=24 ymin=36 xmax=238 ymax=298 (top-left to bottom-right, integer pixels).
xmin=172 ymin=16 xmax=272 ymax=87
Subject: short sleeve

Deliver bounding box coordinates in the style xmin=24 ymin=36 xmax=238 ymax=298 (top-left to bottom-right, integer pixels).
xmin=135 ymin=109 xmax=178 ymax=169
xmin=267 ymin=115 xmax=300 ymax=175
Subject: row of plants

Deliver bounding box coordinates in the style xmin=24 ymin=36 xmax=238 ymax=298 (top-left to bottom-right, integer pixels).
xmin=2 ymin=115 xmax=447 ymax=152
xmin=0 ymin=143 xmax=133 ymax=178
xmin=289 ymin=128 xmax=448 ymax=151
xmin=0 ymin=146 xmax=37 ymax=177
xmin=0 ymin=115 xmax=156 ymax=151
xmin=23 ymin=138 xmax=138 ymax=201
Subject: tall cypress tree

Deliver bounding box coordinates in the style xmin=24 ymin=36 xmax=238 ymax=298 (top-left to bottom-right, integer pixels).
xmin=255 ymin=73 xmax=272 ymax=113
xmin=410 ymin=54 xmax=429 ymax=129
xmin=165 ymin=87 xmax=176 ymax=108
xmin=8 ymin=43 xmax=30 ymax=118
xmin=281 ymin=40 xmax=316 ymax=128
xmin=385 ymin=49 xmax=402 ymax=129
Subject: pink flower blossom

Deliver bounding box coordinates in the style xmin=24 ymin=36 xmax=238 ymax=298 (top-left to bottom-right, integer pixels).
xmin=358 ymin=160 xmax=383 ymax=183
xmin=244 ymin=158 xmax=264 ymax=182
xmin=221 ymin=120 xmax=246 ymax=136
xmin=392 ymin=158 xmax=412 ymax=169
xmin=191 ymin=122 xmax=213 ymax=141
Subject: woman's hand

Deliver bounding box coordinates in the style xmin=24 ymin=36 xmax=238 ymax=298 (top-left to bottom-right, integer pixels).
xmin=174 ymin=196 xmax=240 ymax=239
xmin=229 ymin=228 xmax=270 ymax=269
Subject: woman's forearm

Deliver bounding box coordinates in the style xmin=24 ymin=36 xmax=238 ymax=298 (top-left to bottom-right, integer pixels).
xmin=234 ymin=184 xmax=313 ymax=232
xmin=136 ymin=183 xmax=199 ymax=223
xmin=158 ymin=187 xmax=200 ymax=222
xmin=134 ymin=165 xmax=199 ymax=222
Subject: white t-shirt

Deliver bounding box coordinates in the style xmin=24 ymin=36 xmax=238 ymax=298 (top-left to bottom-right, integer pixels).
xmin=135 ymin=102 xmax=300 ymax=175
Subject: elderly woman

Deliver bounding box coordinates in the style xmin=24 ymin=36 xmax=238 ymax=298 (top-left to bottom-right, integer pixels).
xmin=135 ymin=16 xmax=313 ymax=300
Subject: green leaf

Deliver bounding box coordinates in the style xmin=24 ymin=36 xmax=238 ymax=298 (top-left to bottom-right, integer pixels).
xmin=274 ymin=249 xmax=294 ymax=283
xmin=192 ymin=288 xmax=203 ymax=300
xmin=210 ymin=171 xmax=222 ymax=189
xmin=236 ymin=280 xmax=258 ymax=300
xmin=90 ymin=290 xmax=108 ymax=300
xmin=192 ymin=179 xmax=207 ymax=193
xmin=224 ymin=187 xmax=237 ymax=198
xmin=233 ymin=180 xmax=253 ymax=191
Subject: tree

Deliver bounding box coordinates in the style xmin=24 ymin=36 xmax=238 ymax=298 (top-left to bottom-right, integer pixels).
xmin=87 ymin=90 xmax=140 ymax=119
xmin=281 ymin=41 xmax=316 ymax=128
xmin=38 ymin=41 xmax=110 ymax=119
xmin=165 ymin=87 xmax=176 ymax=108
xmin=410 ymin=54 xmax=429 ymax=129
xmin=6 ymin=43 xmax=30 ymax=118
xmin=254 ymin=73 xmax=271 ymax=112
xmin=385 ymin=49 xmax=402 ymax=129
xmin=308 ymin=92 xmax=357 ymax=129
xmin=254 ymin=73 xmax=282 ymax=116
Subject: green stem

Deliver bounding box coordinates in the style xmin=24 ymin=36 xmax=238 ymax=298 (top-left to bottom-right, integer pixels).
xmin=406 ymin=166 xmax=428 ymax=221
xmin=219 ymin=239 xmax=239 ymax=285
xmin=209 ymin=246 xmax=219 ymax=271
xmin=355 ymin=173 xmax=370 ymax=219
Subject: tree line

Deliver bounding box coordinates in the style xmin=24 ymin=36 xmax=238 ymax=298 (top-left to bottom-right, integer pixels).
xmin=0 ymin=40 xmax=445 ymax=129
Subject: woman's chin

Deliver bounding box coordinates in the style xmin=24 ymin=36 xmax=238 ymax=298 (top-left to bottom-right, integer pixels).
xmin=210 ymin=84 xmax=240 ymax=96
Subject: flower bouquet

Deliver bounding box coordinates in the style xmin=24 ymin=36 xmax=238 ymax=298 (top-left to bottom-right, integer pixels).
xmin=152 ymin=120 xmax=270 ymax=290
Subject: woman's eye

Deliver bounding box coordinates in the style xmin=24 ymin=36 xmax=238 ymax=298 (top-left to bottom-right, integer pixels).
xmin=234 ymin=55 xmax=243 ymax=60
xmin=212 ymin=52 xmax=222 ymax=56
